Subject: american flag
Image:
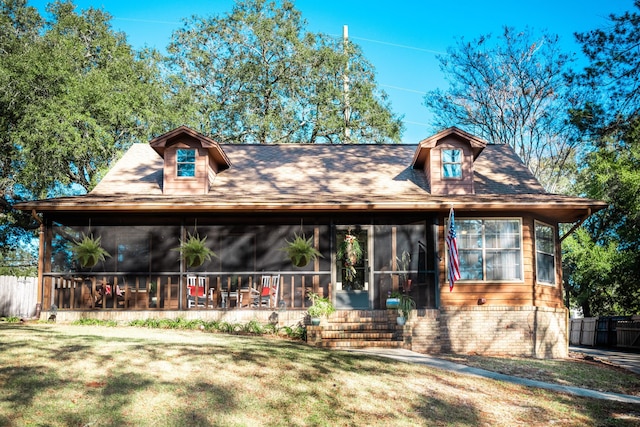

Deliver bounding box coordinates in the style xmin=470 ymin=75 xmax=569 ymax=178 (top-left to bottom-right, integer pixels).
xmin=446 ymin=207 xmax=461 ymax=291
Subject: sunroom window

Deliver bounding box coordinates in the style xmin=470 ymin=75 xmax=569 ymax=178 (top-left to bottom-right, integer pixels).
xmin=456 ymin=219 xmax=522 ymax=281
xmin=176 ymin=149 xmax=196 ymax=177
xmin=442 ymin=149 xmax=462 ymax=178
xmin=535 ymin=221 xmax=556 ymax=285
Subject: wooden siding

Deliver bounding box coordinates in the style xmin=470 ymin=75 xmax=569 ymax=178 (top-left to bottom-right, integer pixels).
xmin=438 ymin=213 xmax=564 ymax=309
xmin=427 ymin=136 xmax=475 ymax=195
xmin=162 ymin=139 xmax=212 ymax=195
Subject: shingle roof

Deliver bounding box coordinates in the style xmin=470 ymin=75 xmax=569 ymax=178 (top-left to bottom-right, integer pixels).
xmin=91 ymin=142 xmax=544 ymax=198
xmin=18 ymin=142 xmax=606 ymax=223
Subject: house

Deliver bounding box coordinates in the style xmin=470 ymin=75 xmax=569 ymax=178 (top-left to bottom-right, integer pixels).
xmin=17 ymin=126 xmax=606 ymax=357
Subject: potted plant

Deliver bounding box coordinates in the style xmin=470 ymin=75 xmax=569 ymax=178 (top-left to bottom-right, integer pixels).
xmin=282 ymin=233 xmax=323 ymax=267
xmin=386 ymin=290 xmax=402 ymax=309
xmin=396 ymin=250 xmax=412 ymax=292
xmin=307 ymin=292 xmax=335 ymax=326
xmin=71 ymin=233 xmax=111 ymax=268
xmin=337 ymin=231 xmax=363 ymax=289
xmin=396 ymin=294 xmax=416 ymax=326
xmin=174 ymin=231 xmax=217 ymax=268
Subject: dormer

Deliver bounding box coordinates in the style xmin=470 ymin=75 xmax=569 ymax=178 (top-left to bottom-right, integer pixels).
xmin=411 ymin=127 xmax=487 ymax=195
xmin=149 ymin=126 xmax=231 ymax=195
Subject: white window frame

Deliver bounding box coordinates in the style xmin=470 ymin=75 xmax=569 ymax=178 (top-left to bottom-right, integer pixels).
xmin=534 ymin=221 xmax=556 ymax=285
xmin=176 ymin=148 xmax=196 ymax=178
xmin=442 ymin=149 xmax=462 ymax=179
xmin=452 ymin=217 xmax=524 ymax=283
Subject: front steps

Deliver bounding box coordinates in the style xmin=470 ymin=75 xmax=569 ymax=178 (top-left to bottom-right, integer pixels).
xmin=307 ymin=310 xmax=408 ymax=349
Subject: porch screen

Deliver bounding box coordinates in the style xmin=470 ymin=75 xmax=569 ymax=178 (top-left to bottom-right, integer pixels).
xmin=456 ymin=219 xmax=522 ymax=281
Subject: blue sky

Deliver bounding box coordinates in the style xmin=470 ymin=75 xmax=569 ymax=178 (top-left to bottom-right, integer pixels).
xmin=31 ymin=0 xmax=636 ymax=143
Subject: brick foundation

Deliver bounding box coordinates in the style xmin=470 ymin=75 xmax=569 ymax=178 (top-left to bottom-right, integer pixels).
xmin=435 ymin=306 xmax=568 ymax=358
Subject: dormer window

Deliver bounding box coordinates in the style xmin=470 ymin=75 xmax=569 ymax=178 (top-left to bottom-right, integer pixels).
xmin=442 ymin=149 xmax=462 ymax=179
xmin=176 ymin=149 xmax=196 ymax=177
xmin=149 ymin=125 xmax=231 ymax=195
xmin=411 ymin=127 xmax=487 ymax=195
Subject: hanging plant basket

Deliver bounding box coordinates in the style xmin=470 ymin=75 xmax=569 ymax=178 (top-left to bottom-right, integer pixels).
xmin=173 ymin=231 xmax=217 ymax=268
xmin=71 ymin=233 xmax=111 ymax=268
xmin=281 ymin=232 xmax=322 ymax=268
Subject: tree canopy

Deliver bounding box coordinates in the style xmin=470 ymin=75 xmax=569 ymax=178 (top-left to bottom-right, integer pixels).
xmin=166 ymin=0 xmax=403 ymax=144
xmin=564 ymin=1 xmax=640 ymax=316
xmin=0 ymin=0 xmax=405 ymax=266
xmin=423 ymin=27 xmax=579 ymax=192
xmin=0 ymin=0 xmax=172 ymax=255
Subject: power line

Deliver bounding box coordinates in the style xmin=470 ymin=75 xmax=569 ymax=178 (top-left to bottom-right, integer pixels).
xmin=380 ymin=84 xmax=427 ymax=95
xmin=350 ymin=36 xmax=446 ymax=55
xmin=402 ymin=120 xmax=431 ymax=127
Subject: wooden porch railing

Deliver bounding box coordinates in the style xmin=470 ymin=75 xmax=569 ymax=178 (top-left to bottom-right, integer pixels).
xmin=45 ymin=272 xmax=332 ymax=311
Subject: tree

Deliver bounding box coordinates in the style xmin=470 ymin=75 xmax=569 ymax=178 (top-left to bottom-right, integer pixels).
xmin=0 ymin=0 xmax=173 ymax=251
xmin=0 ymin=0 xmax=46 ymax=252
xmin=423 ymin=27 xmax=578 ymax=192
xmin=167 ymin=0 xmax=402 ymax=144
xmin=565 ymin=2 xmax=640 ymax=316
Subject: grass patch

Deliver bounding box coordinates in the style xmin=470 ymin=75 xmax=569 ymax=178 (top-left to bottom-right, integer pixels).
xmin=437 ymin=353 xmax=640 ymax=397
xmin=0 ymin=324 xmax=638 ymax=426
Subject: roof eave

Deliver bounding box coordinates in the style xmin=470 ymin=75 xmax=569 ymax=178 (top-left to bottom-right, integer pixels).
xmin=17 ymin=199 xmax=608 ymax=223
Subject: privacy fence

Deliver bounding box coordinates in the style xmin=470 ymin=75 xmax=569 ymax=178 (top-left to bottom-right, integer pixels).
xmin=570 ymin=316 xmax=640 ymax=350
xmin=0 ymin=276 xmax=38 ymax=318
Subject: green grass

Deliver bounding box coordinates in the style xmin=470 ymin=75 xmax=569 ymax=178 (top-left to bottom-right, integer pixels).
xmin=0 ymin=323 xmax=639 ymax=427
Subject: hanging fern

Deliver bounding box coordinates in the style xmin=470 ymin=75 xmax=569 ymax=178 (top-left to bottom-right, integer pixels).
xmin=71 ymin=233 xmax=111 ymax=268
xmin=173 ymin=231 xmax=217 ymax=268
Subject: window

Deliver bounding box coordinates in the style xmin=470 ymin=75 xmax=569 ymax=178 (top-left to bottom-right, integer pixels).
xmin=176 ymin=149 xmax=196 ymax=177
xmin=535 ymin=222 xmax=556 ymax=285
xmin=455 ymin=219 xmax=522 ymax=281
xmin=442 ymin=149 xmax=462 ymax=178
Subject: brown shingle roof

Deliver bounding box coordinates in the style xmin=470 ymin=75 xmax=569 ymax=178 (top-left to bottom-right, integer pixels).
xmin=92 ymin=143 xmax=544 ymax=199
xmin=18 ymin=142 xmax=606 ymax=223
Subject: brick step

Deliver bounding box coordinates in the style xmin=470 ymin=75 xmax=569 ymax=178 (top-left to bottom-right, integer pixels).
xmin=321 ymin=331 xmax=397 ymax=340
xmin=328 ymin=313 xmax=394 ymax=321
xmin=326 ymin=316 xmax=394 ymax=324
xmin=319 ymin=323 xmax=395 ymax=331
xmin=315 ymin=340 xmax=407 ymax=349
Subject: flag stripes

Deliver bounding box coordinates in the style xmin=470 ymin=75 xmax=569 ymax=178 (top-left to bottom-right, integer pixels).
xmin=446 ymin=207 xmax=461 ymax=291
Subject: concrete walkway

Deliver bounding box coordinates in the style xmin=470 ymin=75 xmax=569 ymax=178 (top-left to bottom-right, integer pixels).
xmin=570 ymin=345 xmax=640 ymax=375
xmin=345 ymin=348 xmax=640 ymax=405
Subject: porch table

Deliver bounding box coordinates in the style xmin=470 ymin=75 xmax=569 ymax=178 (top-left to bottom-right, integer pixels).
xmin=220 ymin=287 xmax=255 ymax=308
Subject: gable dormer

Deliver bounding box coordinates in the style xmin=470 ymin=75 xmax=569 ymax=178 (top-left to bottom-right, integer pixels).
xmin=411 ymin=127 xmax=487 ymax=195
xmin=149 ymin=126 xmax=231 ymax=195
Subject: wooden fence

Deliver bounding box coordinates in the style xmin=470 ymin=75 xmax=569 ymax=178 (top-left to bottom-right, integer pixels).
xmin=570 ymin=316 xmax=640 ymax=349
xmin=617 ymin=321 xmax=640 ymax=350
xmin=0 ymin=276 xmax=38 ymax=317
xmin=569 ymin=317 xmax=597 ymax=346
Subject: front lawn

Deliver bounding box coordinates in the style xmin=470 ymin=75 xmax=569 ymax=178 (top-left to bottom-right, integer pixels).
xmin=0 ymin=324 xmax=638 ymax=426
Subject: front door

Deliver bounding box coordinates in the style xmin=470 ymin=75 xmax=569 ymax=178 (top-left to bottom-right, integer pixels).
xmin=335 ymin=227 xmax=371 ymax=309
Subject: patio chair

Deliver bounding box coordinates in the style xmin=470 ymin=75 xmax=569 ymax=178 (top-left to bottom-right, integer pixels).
xmin=187 ymin=276 xmax=208 ymax=308
xmin=251 ymin=276 xmax=271 ymax=307
xmin=253 ymin=275 xmax=280 ymax=308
